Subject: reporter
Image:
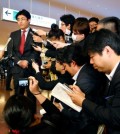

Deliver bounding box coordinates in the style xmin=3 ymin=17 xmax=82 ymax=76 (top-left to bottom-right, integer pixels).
xmin=3 ymin=77 xmax=68 ymax=134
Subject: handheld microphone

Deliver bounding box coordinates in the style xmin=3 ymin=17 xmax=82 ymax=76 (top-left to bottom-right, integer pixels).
xmin=4 ymin=37 xmax=11 ymax=50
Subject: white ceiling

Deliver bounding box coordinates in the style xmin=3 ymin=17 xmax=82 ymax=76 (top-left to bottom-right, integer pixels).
xmin=51 ymin=0 xmax=120 ymax=19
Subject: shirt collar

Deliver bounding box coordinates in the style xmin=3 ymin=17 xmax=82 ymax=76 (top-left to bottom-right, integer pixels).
xmin=106 ymin=62 xmax=119 ymax=81
xmin=72 ymin=64 xmax=85 ymax=81
xmin=21 ymin=27 xmax=30 ymax=32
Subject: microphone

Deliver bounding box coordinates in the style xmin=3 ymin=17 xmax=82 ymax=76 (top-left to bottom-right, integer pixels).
xmin=4 ymin=37 xmax=11 ymax=50
xmin=30 ymin=29 xmax=41 ymax=37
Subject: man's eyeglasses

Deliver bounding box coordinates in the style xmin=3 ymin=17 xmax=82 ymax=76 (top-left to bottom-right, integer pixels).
xmin=17 ymin=18 xmax=27 ymax=22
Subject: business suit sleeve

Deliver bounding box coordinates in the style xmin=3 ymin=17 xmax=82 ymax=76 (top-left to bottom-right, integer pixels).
xmin=35 ymin=72 xmax=73 ymax=90
xmin=41 ymin=99 xmax=60 ymax=115
xmin=82 ymin=83 xmax=120 ymax=128
xmin=35 ymin=72 xmax=58 ymax=90
xmin=7 ymin=32 xmax=21 ymax=63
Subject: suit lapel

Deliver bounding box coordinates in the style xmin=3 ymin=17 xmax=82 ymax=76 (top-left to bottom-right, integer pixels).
xmin=106 ymin=63 xmax=120 ymax=95
xmin=24 ymin=28 xmax=32 ymax=49
xmin=15 ymin=30 xmax=21 ymax=52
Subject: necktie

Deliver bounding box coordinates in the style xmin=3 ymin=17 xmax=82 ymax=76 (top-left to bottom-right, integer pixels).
xmin=19 ymin=30 xmax=26 ymax=54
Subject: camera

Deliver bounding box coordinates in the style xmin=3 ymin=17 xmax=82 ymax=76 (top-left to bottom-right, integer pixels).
xmin=19 ymin=78 xmax=29 ymax=87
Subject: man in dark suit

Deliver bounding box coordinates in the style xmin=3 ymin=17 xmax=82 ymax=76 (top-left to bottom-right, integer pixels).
xmin=7 ymin=9 xmax=37 ymax=110
xmin=54 ymin=44 xmax=106 ymax=134
xmin=68 ymin=29 xmax=120 ymax=134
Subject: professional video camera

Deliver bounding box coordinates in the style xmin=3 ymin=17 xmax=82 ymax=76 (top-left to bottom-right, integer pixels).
xmin=0 ymin=54 xmax=14 ymax=67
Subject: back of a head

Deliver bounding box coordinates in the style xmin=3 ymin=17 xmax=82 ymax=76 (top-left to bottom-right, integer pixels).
xmin=3 ymin=95 xmax=35 ymax=133
xmin=85 ymin=29 xmax=120 ymax=55
xmin=98 ymin=16 xmax=120 ymax=36
xmin=15 ymin=9 xmax=31 ymax=20
xmin=48 ymin=23 xmax=65 ymax=40
xmin=58 ymin=44 xmax=88 ymax=66
xmin=73 ymin=17 xmax=90 ymax=37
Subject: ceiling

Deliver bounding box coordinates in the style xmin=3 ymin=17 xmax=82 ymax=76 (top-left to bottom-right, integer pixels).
xmin=53 ymin=0 xmax=120 ymax=19
xmin=37 ymin=0 xmax=119 ymax=19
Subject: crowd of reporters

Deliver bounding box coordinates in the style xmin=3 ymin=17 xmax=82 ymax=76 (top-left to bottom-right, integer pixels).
xmin=1 ymin=9 xmax=120 ymax=134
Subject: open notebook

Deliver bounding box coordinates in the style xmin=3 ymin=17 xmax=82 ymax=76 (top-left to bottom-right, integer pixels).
xmin=51 ymin=82 xmax=82 ymax=112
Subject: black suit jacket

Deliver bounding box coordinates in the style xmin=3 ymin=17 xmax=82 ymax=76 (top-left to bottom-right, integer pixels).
xmin=62 ymin=63 xmax=106 ymax=134
xmin=7 ymin=28 xmax=37 ymax=74
xmin=83 ymin=63 xmax=120 ymax=134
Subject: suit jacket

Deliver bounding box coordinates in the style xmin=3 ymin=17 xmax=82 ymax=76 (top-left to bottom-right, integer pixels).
xmin=61 ymin=63 xmax=106 ymax=134
xmin=83 ymin=63 xmax=120 ymax=134
xmin=7 ymin=28 xmax=37 ymax=74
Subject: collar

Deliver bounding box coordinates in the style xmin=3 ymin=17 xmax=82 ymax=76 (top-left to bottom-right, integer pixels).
xmin=72 ymin=64 xmax=85 ymax=81
xmin=21 ymin=27 xmax=30 ymax=32
xmin=106 ymin=62 xmax=120 ymax=81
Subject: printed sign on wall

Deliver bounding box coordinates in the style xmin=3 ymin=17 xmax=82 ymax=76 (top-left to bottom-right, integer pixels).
xmin=2 ymin=8 xmax=56 ymax=28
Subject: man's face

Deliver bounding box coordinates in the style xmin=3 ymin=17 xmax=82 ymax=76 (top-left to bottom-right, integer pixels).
xmin=17 ymin=15 xmax=30 ymax=30
xmin=89 ymin=21 xmax=98 ymax=33
xmin=63 ymin=63 xmax=75 ymax=76
xmin=60 ymin=21 xmax=67 ymax=33
xmin=89 ymin=50 xmax=110 ymax=73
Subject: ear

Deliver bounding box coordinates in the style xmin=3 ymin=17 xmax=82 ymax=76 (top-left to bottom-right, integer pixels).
xmin=104 ymin=46 xmax=113 ymax=55
xmin=80 ymin=34 xmax=85 ymax=40
xmin=61 ymin=64 xmax=64 ymax=70
xmin=67 ymin=24 xmax=71 ymax=30
xmin=71 ymin=60 xmax=76 ymax=67
xmin=28 ymin=19 xmax=31 ymax=23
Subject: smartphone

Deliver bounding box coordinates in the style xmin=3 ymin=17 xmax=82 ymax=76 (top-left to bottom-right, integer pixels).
xmin=19 ymin=78 xmax=29 ymax=87
xmin=63 ymin=83 xmax=73 ymax=93
xmin=31 ymin=43 xmax=37 ymax=47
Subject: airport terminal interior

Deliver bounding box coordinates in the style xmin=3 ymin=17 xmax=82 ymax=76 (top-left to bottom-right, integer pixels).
xmin=0 ymin=0 xmax=120 ymax=134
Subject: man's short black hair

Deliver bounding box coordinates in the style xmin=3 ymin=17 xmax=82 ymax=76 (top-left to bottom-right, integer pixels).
xmin=60 ymin=14 xmax=75 ymax=31
xmin=85 ymin=29 xmax=120 ymax=55
xmin=89 ymin=17 xmax=99 ymax=23
xmin=98 ymin=16 xmax=120 ymax=37
xmin=16 ymin=9 xmax=31 ymax=20
xmin=56 ymin=43 xmax=89 ymax=66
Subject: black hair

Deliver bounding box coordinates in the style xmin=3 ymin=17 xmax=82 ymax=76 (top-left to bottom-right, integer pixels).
xmin=98 ymin=16 xmax=120 ymax=37
xmin=3 ymin=95 xmax=35 ymax=132
xmin=16 ymin=9 xmax=31 ymax=20
xmin=56 ymin=44 xmax=88 ymax=66
xmin=56 ymin=47 xmax=66 ymax=64
xmin=85 ymin=29 xmax=120 ymax=55
xmin=73 ymin=17 xmax=90 ymax=37
xmin=89 ymin=17 xmax=99 ymax=23
xmin=60 ymin=14 xmax=75 ymax=32
xmin=48 ymin=23 xmax=65 ymax=40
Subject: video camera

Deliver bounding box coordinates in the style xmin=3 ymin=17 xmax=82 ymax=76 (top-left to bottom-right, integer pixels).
xmin=0 ymin=54 xmax=14 ymax=67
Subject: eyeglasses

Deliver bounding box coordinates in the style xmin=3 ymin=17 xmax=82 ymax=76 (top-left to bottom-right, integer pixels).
xmin=17 ymin=18 xmax=27 ymax=22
